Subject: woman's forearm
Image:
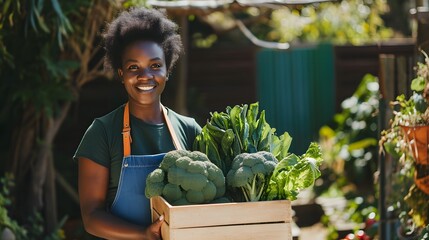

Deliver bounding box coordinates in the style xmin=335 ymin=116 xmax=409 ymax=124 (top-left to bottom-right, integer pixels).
xmin=83 ymin=208 xmax=148 ymax=240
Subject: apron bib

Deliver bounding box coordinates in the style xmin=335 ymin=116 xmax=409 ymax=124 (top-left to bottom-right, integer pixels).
xmin=110 ymin=102 xmax=183 ymax=226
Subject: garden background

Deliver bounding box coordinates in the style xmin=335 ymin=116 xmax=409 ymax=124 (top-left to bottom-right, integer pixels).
xmin=0 ymin=0 xmax=428 ymax=239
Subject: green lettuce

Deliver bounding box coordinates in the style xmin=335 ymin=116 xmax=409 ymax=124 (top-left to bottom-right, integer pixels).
xmin=265 ymin=142 xmax=323 ymax=200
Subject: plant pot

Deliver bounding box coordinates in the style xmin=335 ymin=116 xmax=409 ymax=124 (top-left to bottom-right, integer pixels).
xmin=400 ymin=125 xmax=429 ymax=195
xmin=401 ymin=125 xmax=429 ymax=165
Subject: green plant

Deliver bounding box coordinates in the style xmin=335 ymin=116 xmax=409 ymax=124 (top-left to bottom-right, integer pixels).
xmin=404 ymin=184 xmax=429 ymax=228
xmin=419 ymin=224 xmax=429 ymax=239
xmin=265 ymin=143 xmax=323 ymax=201
xmin=315 ymin=74 xmax=381 ymax=238
xmin=268 ymin=0 xmax=393 ymax=45
xmin=380 ymin=52 xmax=429 ymax=234
xmin=193 ymin=102 xmax=292 ymax=175
xmin=381 ymin=51 xmax=429 ymax=158
xmin=194 ymin=103 xmax=324 ymax=202
xmin=0 ymin=173 xmax=27 ymax=239
xmin=0 ymin=0 xmax=124 ymax=230
xmin=397 ymin=210 xmax=420 ymax=238
xmin=317 ymin=74 xmax=380 ymax=197
xmin=0 ymin=173 xmax=67 ymax=240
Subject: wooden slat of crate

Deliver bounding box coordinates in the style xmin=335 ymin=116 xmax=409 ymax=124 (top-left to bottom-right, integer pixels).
xmin=151 ymin=196 xmax=291 ymax=229
xmin=153 ymin=207 xmax=291 ymax=240
xmin=166 ymin=222 xmax=291 ymax=240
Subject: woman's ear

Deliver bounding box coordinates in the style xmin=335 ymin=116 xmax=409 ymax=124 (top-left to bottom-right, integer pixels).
xmin=117 ymin=69 xmax=123 ymax=83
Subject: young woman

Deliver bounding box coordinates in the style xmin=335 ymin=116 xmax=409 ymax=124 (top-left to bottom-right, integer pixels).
xmin=74 ymin=8 xmax=201 ymax=239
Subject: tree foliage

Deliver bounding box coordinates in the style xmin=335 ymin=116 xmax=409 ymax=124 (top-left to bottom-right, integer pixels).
xmin=0 ymin=0 xmax=124 ymax=236
xmin=189 ymin=0 xmax=395 ymax=48
xmin=268 ymin=0 xmax=394 ymax=45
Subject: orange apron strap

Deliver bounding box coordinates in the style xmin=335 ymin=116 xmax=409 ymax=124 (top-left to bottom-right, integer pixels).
xmin=122 ymin=103 xmax=132 ymax=157
xmin=122 ymin=103 xmax=183 ymax=157
xmin=162 ymin=105 xmax=184 ymax=150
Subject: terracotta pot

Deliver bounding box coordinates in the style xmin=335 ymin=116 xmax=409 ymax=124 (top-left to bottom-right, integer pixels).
xmin=401 ymin=125 xmax=429 ymax=165
xmin=400 ymin=125 xmax=429 ymax=195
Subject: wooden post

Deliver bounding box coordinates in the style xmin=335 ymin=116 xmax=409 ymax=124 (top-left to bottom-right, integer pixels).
xmin=415 ymin=0 xmax=429 ymax=53
xmin=378 ymin=50 xmax=417 ymax=240
xmin=378 ymin=54 xmax=395 ymax=240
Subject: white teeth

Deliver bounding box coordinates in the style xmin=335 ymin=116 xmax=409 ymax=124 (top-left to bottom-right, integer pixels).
xmin=137 ymin=86 xmax=155 ymax=91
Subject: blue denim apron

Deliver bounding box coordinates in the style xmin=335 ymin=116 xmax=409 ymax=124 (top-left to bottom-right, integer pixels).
xmin=110 ymin=102 xmax=183 ymax=226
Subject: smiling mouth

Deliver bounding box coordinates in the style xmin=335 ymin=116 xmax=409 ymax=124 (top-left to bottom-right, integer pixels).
xmin=136 ymin=85 xmax=156 ymax=91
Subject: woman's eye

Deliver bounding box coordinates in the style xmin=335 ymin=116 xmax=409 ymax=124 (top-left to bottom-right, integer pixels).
xmin=128 ymin=65 xmax=138 ymax=70
xmin=151 ymin=63 xmax=161 ymax=69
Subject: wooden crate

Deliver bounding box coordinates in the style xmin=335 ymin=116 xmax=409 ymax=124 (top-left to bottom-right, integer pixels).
xmin=150 ymin=196 xmax=292 ymax=240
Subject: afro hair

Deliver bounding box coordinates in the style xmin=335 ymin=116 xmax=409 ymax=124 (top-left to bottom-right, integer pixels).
xmin=103 ymin=8 xmax=183 ymax=73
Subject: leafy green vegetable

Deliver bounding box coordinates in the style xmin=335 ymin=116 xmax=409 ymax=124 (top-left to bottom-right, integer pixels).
xmin=265 ymin=142 xmax=323 ymax=200
xmin=194 ymin=102 xmax=292 ymax=175
xmin=192 ymin=102 xmax=324 ymax=203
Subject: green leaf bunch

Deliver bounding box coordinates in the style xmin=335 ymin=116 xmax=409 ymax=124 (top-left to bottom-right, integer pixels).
xmin=193 ymin=102 xmax=292 ymax=175
xmin=265 ymin=142 xmax=323 ymax=200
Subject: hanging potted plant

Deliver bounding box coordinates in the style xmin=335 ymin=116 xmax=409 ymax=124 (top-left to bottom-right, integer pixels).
xmin=382 ymin=51 xmax=429 ymax=195
xmin=397 ymin=50 xmax=429 ymax=195
xmin=380 ymin=51 xmax=429 ymax=239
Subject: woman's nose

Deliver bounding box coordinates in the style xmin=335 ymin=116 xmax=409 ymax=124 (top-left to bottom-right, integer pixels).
xmin=137 ymin=68 xmax=153 ymax=79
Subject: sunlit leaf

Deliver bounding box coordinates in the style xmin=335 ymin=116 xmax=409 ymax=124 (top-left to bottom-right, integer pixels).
xmin=411 ymin=76 xmax=426 ymax=92
xmin=348 ymin=138 xmax=377 ymax=151
xmin=319 ymin=125 xmax=336 ymax=138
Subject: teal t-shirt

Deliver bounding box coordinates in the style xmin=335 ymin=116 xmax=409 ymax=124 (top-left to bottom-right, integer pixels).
xmin=74 ymin=104 xmax=201 ymax=206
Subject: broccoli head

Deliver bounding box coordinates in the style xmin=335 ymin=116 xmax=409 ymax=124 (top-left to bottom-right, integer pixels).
xmin=145 ymin=169 xmax=165 ymax=197
xmin=160 ymin=150 xmax=190 ymax=171
xmin=226 ymin=151 xmax=277 ymax=202
xmin=162 ymin=183 xmax=182 ymax=202
xmin=145 ymin=150 xmax=226 ymax=205
xmin=206 ymin=162 xmax=226 ymax=198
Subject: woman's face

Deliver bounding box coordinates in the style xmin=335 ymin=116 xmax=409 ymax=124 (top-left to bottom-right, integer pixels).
xmin=119 ymin=40 xmax=168 ymax=106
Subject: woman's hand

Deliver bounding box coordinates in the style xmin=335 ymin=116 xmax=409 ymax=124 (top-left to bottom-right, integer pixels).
xmin=144 ymin=215 xmax=164 ymax=240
